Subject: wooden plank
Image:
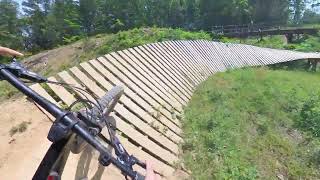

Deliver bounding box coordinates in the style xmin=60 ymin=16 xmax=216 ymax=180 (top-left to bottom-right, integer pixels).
xmin=242 ymin=45 xmax=268 ymax=65
xmin=111 ymin=52 xmax=182 ymax=116
xmin=122 ymin=49 xmax=188 ymax=106
xmin=199 ymin=41 xmax=227 ymax=72
xmin=117 ymin=50 xmax=185 ymax=110
xmin=111 ymin=114 xmax=178 ymax=165
xmin=30 ymin=83 xmax=59 ymax=106
xmin=152 ymin=43 xmax=200 ymax=86
xmin=165 ymin=41 xmax=210 ymax=81
xmin=89 ymin=59 xmax=183 ymax=144
xmin=211 ymin=42 xmax=236 ymax=69
xmin=223 ymin=43 xmax=247 ymax=68
xmin=163 ymin=41 xmax=206 ymax=83
xmin=47 ymin=77 xmax=76 ymax=106
xmin=142 ymin=44 xmax=195 ymax=92
xmin=58 ymin=71 xmax=96 ymax=103
xmin=188 ymin=40 xmax=220 ymax=74
xmin=130 ymin=47 xmax=192 ymax=103
xmin=102 ymin=54 xmax=182 ymax=127
xmin=67 ymin=66 xmax=178 ymax=164
xmin=189 ymin=40 xmax=216 ymax=75
xmin=69 ymin=67 xmax=105 ymax=97
xmin=96 ymin=57 xmax=182 ymax=129
xmin=141 ymin=45 xmax=195 ymax=94
xmin=101 ymin=129 xmax=176 ymax=176
xmin=189 ymin=40 xmax=223 ymax=71
xmin=178 ymin=40 xmax=213 ymax=76
xmin=144 ymin=44 xmax=196 ymax=91
xmin=228 ymin=44 xmax=251 ymax=66
xmin=29 ymin=83 xmax=59 ymax=120
xmin=221 ymin=42 xmax=247 ymax=68
xmin=200 ymin=40 xmax=229 ymax=72
xmin=80 ymin=62 xmax=181 ymax=149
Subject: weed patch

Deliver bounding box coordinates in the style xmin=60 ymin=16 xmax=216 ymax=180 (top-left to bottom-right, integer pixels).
xmin=183 ymin=68 xmax=320 ymax=179
xmin=9 ymin=121 xmax=31 ymax=136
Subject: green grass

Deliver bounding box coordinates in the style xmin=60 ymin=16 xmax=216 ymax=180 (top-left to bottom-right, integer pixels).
xmin=182 ymin=68 xmax=320 ymax=179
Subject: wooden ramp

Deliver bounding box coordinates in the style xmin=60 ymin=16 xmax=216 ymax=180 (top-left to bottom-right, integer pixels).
xmin=29 ymin=40 xmax=320 ymax=179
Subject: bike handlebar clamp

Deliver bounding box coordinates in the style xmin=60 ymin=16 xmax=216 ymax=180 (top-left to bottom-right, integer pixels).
xmin=99 ymin=153 xmax=112 ymax=166
xmin=47 ymin=112 xmax=80 ymax=143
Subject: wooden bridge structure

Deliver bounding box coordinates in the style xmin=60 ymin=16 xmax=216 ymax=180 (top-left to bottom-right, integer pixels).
xmin=29 ymin=40 xmax=320 ymax=179
xmin=212 ymin=24 xmax=319 ymax=41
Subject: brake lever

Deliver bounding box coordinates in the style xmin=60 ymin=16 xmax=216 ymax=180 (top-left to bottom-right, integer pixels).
xmin=112 ymin=135 xmax=146 ymax=169
xmin=2 ymin=58 xmax=47 ymax=83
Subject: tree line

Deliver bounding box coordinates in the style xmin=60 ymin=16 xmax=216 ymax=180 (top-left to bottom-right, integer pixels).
xmin=0 ymin=0 xmax=319 ymax=52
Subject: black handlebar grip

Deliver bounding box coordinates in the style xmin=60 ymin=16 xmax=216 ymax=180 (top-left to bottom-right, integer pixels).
xmin=135 ymin=173 xmax=145 ymax=180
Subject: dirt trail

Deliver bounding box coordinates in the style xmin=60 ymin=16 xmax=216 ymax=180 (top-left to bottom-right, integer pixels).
xmin=0 ymin=98 xmax=52 ymax=179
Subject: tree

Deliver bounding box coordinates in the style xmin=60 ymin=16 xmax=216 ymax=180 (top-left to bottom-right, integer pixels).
xmin=302 ymin=9 xmax=320 ymax=24
xmin=185 ymin=0 xmax=200 ymax=29
xmin=0 ymin=0 xmax=22 ymax=49
xmin=79 ymin=0 xmax=97 ymax=35
xmin=291 ymin=0 xmax=306 ymax=24
xmin=50 ymin=0 xmax=81 ymax=44
xmin=250 ymin=0 xmax=290 ymax=24
xmin=168 ymin=0 xmax=186 ymax=27
xmin=22 ymin=0 xmax=56 ymax=51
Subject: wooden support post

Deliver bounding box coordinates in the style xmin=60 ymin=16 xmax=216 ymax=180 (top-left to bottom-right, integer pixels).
xmin=285 ymin=33 xmax=294 ymax=43
xmin=308 ymin=58 xmax=320 ymax=72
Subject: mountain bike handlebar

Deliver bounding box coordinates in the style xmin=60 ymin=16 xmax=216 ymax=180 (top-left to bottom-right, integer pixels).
xmin=0 ymin=64 xmax=144 ymax=180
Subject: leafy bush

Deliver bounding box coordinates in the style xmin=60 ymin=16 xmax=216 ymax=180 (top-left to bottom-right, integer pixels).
xmin=297 ymin=94 xmax=320 ymax=137
xmin=97 ymin=27 xmax=211 ymax=55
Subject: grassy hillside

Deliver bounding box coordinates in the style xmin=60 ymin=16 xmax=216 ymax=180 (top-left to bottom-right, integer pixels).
xmin=0 ymin=28 xmax=211 ymax=102
xmin=182 ymin=68 xmax=320 ymax=179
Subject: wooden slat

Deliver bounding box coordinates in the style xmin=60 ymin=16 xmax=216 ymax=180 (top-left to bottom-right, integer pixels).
xmin=80 ymin=62 xmax=181 ymax=151
xmin=29 ymin=83 xmax=59 ymax=120
xmin=96 ymin=57 xmax=183 ymax=131
xmin=58 ymin=71 xmax=96 ymax=102
xmin=165 ymin=41 xmax=209 ymax=81
xmin=141 ymin=45 xmax=195 ymax=94
xmin=162 ymin=41 xmax=205 ymax=84
xmin=101 ymin=128 xmax=176 ymax=176
xmin=47 ymin=77 xmax=76 ymax=106
xmin=184 ymin=40 xmax=217 ymax=75
xmin=142 ymin=44 xmax=195 ymax=92
xmin=122 ymin=49 xmax=187 ymax=106
xmin=201 ymin=41 xmax=227 ymax=72
xmin=68 ymin=66 xmax=178 ymax=165
xmin=89 ymin=60 xmax=183 ymax=143
xmin=187 ymin=40 xmax=215 ymax=75
xmin=152 ymin=43 xmax=199 ymax=87
xmin=30 ymin=83 xmax=59 ymax=106
xmin=185 ymin=40 xmax=217 ymax=74
xmin=117 ymin=50 xmax=184 ymax=110
xmin=131 ymin=47 xmax=191 ymax=102
xmin=201 ymin=40 xmax=228 ymax=72
xmin=102 ymin=54 xmax=182 ymax=128
xmin=110 ymin=52 xmax=182 ymax=116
